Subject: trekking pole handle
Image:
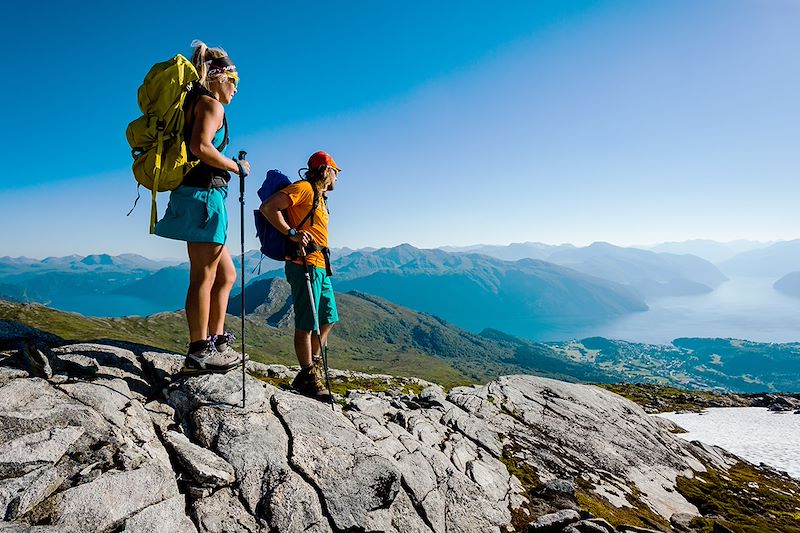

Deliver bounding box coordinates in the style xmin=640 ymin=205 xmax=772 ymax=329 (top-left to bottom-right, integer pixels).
xmin=235 ymin=151 xmax=248 ymax=180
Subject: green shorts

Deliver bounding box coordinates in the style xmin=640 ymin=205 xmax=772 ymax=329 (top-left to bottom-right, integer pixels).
xmin=285 ymin=261 xmax=339 ymax=331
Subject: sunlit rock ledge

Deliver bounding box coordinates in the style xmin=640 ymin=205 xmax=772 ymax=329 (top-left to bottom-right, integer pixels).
xmin=1 ymin=333 xmax=798 ymax=533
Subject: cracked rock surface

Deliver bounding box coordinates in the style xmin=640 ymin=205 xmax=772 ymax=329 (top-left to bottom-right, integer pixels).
xmin=0 ymin=335 xmax=750 ymax=532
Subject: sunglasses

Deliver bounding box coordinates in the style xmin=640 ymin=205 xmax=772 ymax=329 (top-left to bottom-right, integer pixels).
xmin=225 ymin=71 xmax=240 ymax=88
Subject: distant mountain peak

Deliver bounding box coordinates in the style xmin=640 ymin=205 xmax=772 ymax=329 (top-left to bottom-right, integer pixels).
xmin=587 ymin=241 xmax=617 ymax=249
xmin=374 ymin=243 xmax=428 ymax=264
xmin=80 ymin=254 xmax=114 ymax=265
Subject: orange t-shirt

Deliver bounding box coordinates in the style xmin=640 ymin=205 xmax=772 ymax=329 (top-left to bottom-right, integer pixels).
xmin=282 ymin=181 xmax=329 ymax=268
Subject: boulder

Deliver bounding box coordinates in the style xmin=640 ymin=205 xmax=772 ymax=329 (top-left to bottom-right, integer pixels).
xmin=0 ymin=427 xmax=84 ymax=478
xmin=528 ymin=509 xmax=581 ymax=532
xmin=123 ymin=494 xmax=198 ymax=533
xmin=163 ymin=430 xmax=235 ymax=487
xmin=670 ymin=512 xmax=697 ymax=531
xmin=192 ymin=487 xmax=262 ymax=533
xmin=461 ymin=376 xmax=707 ymax=521
xmin=272 ymin=392 xmax=402 ymax=531
xmin=0 ymin=464 xmax=70 ymax=520
xmin=0 ymin=366 xmax=29 ymax=387
xmin=28 ymin=463 xmax=179 ymax=531
xmin=141 ymin=351 xmax=185 ymax=387
xmin=168 ymin=371 xmax=269 ymax=415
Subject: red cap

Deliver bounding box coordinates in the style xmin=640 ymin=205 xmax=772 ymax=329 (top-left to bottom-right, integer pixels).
xmin=308 ymin=151 xmax=341 ymax=172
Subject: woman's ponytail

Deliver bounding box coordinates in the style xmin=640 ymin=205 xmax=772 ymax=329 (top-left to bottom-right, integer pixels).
xmin=189 ymin=40 xmax=228 ymax=88
xmin=190 ymin=40 xmax=209 ymax=86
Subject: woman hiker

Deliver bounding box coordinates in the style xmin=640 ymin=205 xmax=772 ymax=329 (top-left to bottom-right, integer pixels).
xmin=154 ymin=40 xmax=250 ymax=373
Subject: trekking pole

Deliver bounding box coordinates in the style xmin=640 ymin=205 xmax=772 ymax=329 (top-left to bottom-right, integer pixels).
xmin=301 ymin=255 xmax=335 ymax=410
xmin=321 ymin=334 xmax=332 ymax=410
xmin=236 ymin=150 xmax=248 ymax=408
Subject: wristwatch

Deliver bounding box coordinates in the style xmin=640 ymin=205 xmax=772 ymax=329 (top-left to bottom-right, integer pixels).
xmin=286 ymin=228 xmax=297 ymax=238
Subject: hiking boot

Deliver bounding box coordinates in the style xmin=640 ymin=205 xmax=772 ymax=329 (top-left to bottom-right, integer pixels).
xmin=212 ymin=332 xmax=246 ymax=361
xmin=181 ymin=340 xmax=241 ymax=374
xmin=291 ymin=365 xmax=331 ymax=402
xmin=213 ymin=331 xmax=235 ymax=353
xmin=311 ymin=354 xmax=326 ymax=387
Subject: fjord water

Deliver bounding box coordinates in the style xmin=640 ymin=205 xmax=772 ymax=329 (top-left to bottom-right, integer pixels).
xmin=45 ymin=293 xmax=170 ymax=318
xmin=534 ymin=276 xmax=800 ymax=343
xmin=659 ymin=408 xmax=800 ymax=480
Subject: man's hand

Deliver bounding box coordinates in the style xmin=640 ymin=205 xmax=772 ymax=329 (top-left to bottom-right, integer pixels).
xmin=289 ymin=230 xmax=312 ymax=248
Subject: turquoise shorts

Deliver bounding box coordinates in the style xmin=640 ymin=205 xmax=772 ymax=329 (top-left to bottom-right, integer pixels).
xmin=285 ymin=261 xmax=338 ymax=331
xmin=154 ymin=185 xmax=229 ymax=244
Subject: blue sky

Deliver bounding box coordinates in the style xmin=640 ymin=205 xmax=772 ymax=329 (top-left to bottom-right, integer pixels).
xmin=2 ymin=0 xmax=799 ymax=258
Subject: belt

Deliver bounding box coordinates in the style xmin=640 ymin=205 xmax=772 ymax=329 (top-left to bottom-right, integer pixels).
xmin=292 ymin=243 xmax=332 ymax=276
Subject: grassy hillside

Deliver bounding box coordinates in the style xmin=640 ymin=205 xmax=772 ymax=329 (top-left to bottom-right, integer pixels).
xmin=6 ymin=293 xmax=798 ymax=393
xmin=2 ymin=284 xmax=629 ymax=390
xmin=0 ymin=298 xmax=472 ymax=388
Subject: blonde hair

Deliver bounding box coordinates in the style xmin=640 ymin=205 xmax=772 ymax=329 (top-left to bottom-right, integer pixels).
xmin=189 ymin=39 xmax=230 ymax=89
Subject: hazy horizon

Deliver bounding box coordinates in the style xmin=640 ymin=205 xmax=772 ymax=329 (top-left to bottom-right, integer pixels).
xmin=0 ymin=237 xmax=784 ymax=262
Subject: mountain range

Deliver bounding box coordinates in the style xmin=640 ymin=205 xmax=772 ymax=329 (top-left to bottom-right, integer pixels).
xmin=718 ymin=238 xmax=800 ymax=278
xmin=435 ymin=241 xmax=728 ymax=298
xmin=440 ymin=239 xmax=773 ymax=265
xmin=438 ymin=239 xmax=800 ymax=281
xmin=3 ymin=238 xmax=799 ymax=340
xmin=0 ymin=246 xmax=651 ymax=339
xmin=545 ymin=242 xmax=727 ymax=298
xmin=332 ymin=244 xmax=648 ymax=337
xmin=646 ymin=239 xmax=772 ymax=264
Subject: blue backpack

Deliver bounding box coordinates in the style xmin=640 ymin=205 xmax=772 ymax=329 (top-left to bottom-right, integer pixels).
xmin=254 ymin=170 xmax=319 ymax=261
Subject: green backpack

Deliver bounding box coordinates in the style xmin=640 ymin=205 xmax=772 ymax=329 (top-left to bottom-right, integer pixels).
xmin=126 ymin=54 xmax=200 ymax=233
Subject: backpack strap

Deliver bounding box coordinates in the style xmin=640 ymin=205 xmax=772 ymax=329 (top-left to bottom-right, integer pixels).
xmin=286 ymin=182 xmax=322 ymax=261
xmin=217 ymin=114 xmax=229 ymax=152
xmin=149 ymin=122 xmax=167 ymax=233
xmin=184 ymin=85 xmax=228 ymax=154
xmin=295 ymin=180 xmax=320 ymax=230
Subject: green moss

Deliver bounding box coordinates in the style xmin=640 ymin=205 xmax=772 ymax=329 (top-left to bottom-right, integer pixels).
xmin=253 ymin=373 xmax=292 ymax=390
xmin=596 ymin=382 xmax=739 ymax=413
xmin=676 ymin=462 xmax=800 ymax=533
xmin=253 ymin=371 xmax=425 ymax=400
xmin=327 ymin=375 xmax=425 ymax=397
xmin=499 ymin=445 xmax=543 ymax=530
xmin=501 ymin=445 xmax=541 ymax=494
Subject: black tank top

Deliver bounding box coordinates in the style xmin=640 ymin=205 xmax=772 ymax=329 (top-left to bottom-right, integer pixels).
xmin=182 ymin=85 xmax=230 ymax=189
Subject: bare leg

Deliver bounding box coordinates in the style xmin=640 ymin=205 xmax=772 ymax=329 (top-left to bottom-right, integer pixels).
xmin=312 ymin=323 xmax=334 ymax=355
xmin=208 ymin=245 xmax=236 ymax=336
xmin=293 ymin=329 xmax=313 ymax=367
xmin=186 ymin=242 xmax=224 ymax=343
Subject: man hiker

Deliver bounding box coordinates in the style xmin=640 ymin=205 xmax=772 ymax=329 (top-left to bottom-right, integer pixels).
xmin=260 ymin=151 xmax=340 ymax=401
